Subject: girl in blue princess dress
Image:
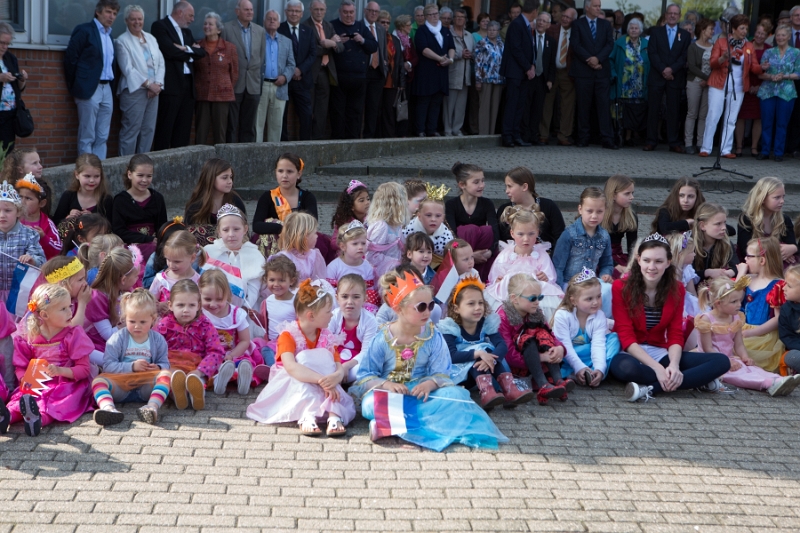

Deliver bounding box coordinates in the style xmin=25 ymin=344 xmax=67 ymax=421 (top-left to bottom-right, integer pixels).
xmin=438 ymin=276 xmax=533 ymax=409
xmin=350 ymin=270 xmax=508 ymax=452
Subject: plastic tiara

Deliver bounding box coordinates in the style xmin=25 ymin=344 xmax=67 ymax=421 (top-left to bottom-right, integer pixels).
xmin=217 ymin=203 xmax=243 ymax=220
xmin=16 ymin=173 xmax=44 ymax=197
xmin=45 ymin=258 xmax=83 ymax=284
xmin=387 ymin=271 xmax=424 ymax=309
xmin=574 ymin=267 xmax=597 ymax=284
xmin=0 ymin=180 xmax=20 ymax=206
xmin=344 ymin=219 xmax=365 ymax=233
xmin=721 ymin=276 xmax=750 ymax=299
xmin=346 ymin=180 xmax=367 ymax=194
xmin=452 ymin=275 xmax=485 ymax=304
xmin=643 ymin=232 xmax=669 ymax=246
xmin=424 ymin=182 xmax=451 ymax=202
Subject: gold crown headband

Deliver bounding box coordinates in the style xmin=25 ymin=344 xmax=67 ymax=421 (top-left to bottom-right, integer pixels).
xmin=721 ymin=276 xmax=750 ymax=299
xmin=424 ymin=182 xmax=451 ymax=202
xmin=45 ymin=258 xmax=83 ymax=284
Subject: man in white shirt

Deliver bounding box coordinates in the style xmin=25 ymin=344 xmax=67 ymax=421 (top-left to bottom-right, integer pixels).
xmin=151 ymin=1 xmax=206 ymax=150
xmin=540 ymin=7 xmax=576 ymax=145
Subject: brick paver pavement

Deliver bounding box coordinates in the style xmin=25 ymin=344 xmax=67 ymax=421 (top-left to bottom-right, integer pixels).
xmin=3 ymin=149 xmax=798 ymax=532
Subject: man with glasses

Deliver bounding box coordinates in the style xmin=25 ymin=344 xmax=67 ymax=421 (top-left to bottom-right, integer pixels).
xmin=330 ymin=0 xmax=378 ymax=139
xmin=279 ymin=0 xmax=315 ymax=140
xmin=64 ymin=0 xmax=120 ymax=158
xmin=362 ymin=1 xmax=388 ymax=138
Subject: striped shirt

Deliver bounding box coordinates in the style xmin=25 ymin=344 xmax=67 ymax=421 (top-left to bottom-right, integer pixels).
xmin=644 ymin=306 xmax=662 ymax=331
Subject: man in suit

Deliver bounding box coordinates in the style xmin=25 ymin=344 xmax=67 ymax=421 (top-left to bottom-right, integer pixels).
xmin=279 ymin=0 xmax=315 ymax=141
xmin=500 ymin=3 xmax=522 ymax=40
xmin=569 ymin=0 xmax=617 ymax=149
xmin=362 ymin=1 xmax=388 ymax=138
xmin=540 ymin=7 xmax=577 ymax=145
xmin=330 ymin=0 xmax=378 ymax=140
xmin=499 ymin=0 xmax=539 ymax=148
xmin=256 ymin=10 xmax=295 ymax=143
xmin=63 ymin=0 xmax=119 ymax=159
xmin=643 ymin=3 xmax=690 ymax=153
xmin=151 ymin=1 xmax=206 ymax=151
xmin=522 ymin=12 xmax=556 ymax=145
xmin=222 ymin=0 xmax=266 ymax=143
xmin=305 ymin=0 xmax=343 ymax=140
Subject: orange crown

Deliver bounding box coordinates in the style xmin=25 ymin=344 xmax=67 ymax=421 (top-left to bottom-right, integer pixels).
xmin=452 ymin=275 xmax=485 ymax=304
xmin=387 ymin=271 xmax=424 ymax=309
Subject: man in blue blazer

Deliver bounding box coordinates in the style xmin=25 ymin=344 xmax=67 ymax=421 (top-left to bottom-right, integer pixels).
xmin=643 ymin=3 xmax=691 ymax=153
xmin=279 ymin=0 xmax=315 ymax=141
xmin=63 ymin=0 xmax=119 ymax=159
xmin=569 ymin=0 xmax=617 ymax=149
xmin=499 ymin=0 xmax=540 ymax=148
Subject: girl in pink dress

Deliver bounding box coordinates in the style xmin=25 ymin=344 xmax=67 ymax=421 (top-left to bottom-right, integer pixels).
xmin=149 ymin=230 xmax=200 ymax=315
xmin=156 ymin=279 xmax=226 ymax=411
xmin=2 ymin=284 xmax=94 ymax=436
xmin=246 ymin=279 xmax=355 ymax=437
xmin=85 ymin=247 xmax=140 ymax=366
xmin=366 ymin=182 xmax=408 ymax=279
xmin=696 ymin=276 xmax=800 ymax=395
xmin=485 ymin=207 xmax=564 ymax=320
xmin=276 ymin=211 xmax=327 ymax=282
xmin=199 ymin=270 xmax=266 ymax=396
xmin=325 ymin=221 xmax=379 ymax=310
xmin=0 ymin=305 xmax=17 ymax=408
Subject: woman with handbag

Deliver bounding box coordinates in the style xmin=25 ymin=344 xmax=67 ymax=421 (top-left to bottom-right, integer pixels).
xmin=0 ymin=21 xmax=30 ymax=152
xmin=378 ymin=10 xmax=406 ymax=138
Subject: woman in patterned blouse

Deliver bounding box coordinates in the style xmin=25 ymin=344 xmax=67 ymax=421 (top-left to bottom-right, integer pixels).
xmin=474 ymin=21 xmax=504 ymax=135
xmin=757 ymin=25 xmax=800 ymax=162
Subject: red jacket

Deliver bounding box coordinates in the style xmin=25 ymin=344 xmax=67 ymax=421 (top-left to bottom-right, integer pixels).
xmin=612 ymin=278 xmax=685 ymax=351
xmin=708 ymin=38 xmax=762 ymax=92
xmin=195 ymin=38 xmax=238 ymax=102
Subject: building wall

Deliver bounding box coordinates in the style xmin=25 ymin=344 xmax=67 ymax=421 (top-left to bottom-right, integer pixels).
xmin=10 ymin=47 xmax=122 ymax=167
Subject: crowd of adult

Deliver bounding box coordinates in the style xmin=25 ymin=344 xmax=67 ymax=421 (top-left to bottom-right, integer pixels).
xmin=0 ymin=0 xmax=798 ymax=160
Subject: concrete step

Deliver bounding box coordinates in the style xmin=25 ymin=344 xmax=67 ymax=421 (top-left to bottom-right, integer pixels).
xmin=238 ymin=174 xmax=753 ymax=218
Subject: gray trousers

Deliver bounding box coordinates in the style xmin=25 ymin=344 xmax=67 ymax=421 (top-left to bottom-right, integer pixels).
xmin=76 ymin=83 xmax=114 ymax=159
xmin=443 ymin=87 xmax=469 ymax=135
xmin=478 ymin=83 xmax=503 ymax=135
xmin=118 ymin=88 xmax=159 ymax=156
xmin=684 ymin=78 xmax=709 ymax=148
xmin=226 ymin=90 xmax=261 ymax=143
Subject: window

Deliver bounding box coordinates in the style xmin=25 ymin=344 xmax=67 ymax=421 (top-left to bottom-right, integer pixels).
xmin=0 ymin=0 xmax=24 ymax=30
xmin=187 ymin=0 xmax=240 ymax=40
xmin=46 ymin=0 xmax=158 ymax=44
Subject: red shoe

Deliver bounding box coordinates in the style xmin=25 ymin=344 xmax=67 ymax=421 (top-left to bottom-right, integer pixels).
xmin=536 ymin=383 xmax=566 ymax=405
xmin=699 ymin=151 xmax=709 ymax=157
xmin=475 ymin=374 xmax=505 ymax=411
xmin=722 ymin=153 xmax=736 ymax=159
xmin=497 ymin=373 xmax=534 ymax=407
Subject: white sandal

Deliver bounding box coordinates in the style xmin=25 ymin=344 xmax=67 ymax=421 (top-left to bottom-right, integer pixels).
xmin=299 ymin=417 xmax=321 ymax=436
xmin=326 ymin=416 xmax=346 ymax=437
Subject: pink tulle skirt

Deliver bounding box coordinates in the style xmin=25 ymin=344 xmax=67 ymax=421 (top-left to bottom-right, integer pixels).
xmin=245 ymin=348 xmax=355 ymax=425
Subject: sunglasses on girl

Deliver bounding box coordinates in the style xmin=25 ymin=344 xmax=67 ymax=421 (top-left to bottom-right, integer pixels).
xmin=517 ymin=293 xmax=545 ymax=302
xmin=412 ymin=301 xmax=436 ymax=313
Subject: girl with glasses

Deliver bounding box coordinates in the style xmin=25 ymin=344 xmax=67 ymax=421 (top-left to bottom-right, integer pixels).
xmin=351 ymin=269 xmax=507 ymax=451
xmin=498 ymin=272 xmax=574 ymax=405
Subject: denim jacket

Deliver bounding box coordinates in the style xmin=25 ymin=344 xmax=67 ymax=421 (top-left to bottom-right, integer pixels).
xmin=553 ymin=218 xmax=613 ymax=288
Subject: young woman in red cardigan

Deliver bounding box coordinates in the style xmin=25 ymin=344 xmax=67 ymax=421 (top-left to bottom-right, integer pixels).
xmin=609 ymin=234 xmax=730 ymax=402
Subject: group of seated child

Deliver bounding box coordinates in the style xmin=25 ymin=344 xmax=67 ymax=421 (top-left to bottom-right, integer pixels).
xmin=1 ymin=148 xmax=799 ymax=453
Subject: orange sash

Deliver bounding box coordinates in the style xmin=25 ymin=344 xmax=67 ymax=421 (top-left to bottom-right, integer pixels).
xmin=270 ymin=187 xmax=292 ymax=221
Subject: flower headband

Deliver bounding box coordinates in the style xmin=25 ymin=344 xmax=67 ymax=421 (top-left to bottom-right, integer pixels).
xmin=681 ymin=230 xmax=692 ymax=250
xmin=125 ymin=244 xmax=143 ymax=277
xmin=298 ymin=278 xmax=328 ymax=307
xmin=16 ymin=173 xmax=45 ymax=198
xmin=346 ymin=180 xmax=367 ymax=194
xmin=160 ymin=215 xmax=185 ymax=238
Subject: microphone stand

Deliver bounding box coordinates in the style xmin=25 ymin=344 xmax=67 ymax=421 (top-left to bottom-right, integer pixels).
xmin=694 ymin=25 xmax=752 ymax=179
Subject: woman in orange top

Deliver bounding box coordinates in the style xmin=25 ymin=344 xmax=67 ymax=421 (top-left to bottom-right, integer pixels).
xmin=699 ymin=14 xmax=764 ymax=158
xmin=194 ymin=12 xmax=239 ymax=145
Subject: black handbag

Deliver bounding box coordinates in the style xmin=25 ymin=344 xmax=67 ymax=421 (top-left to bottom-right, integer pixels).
xmin=13 ymin=97 xmax=33 ymax=138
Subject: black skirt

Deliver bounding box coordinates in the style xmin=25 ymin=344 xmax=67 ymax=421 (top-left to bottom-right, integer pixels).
xmin=618 ymin=98 xmax=648 ymax=132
